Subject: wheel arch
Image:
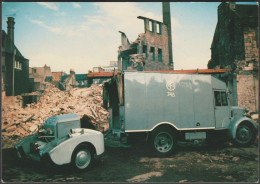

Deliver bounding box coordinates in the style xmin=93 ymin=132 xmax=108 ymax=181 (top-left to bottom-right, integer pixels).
xmin=151 ymin=122 xmax=178 ymax=132
xmin=73 ymin=141 xmax=97 ymax=155
xmin=229 ymin=117 xmax=258 ymax=139
xmin=147 ymin=122 xmax=178 ymax=141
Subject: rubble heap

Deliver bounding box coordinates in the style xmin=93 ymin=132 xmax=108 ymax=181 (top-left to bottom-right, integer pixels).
xmin=1 ymin=83 xmax=109 ymax=149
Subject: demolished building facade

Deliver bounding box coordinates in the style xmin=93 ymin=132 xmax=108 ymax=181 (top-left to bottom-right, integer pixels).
xmin=208 ymin=2 xmax=259 ymax=113
xmin=29 ymin=64 xmax=52 ymax=92
xmin=118 ymin=2 xmax=173 ymax=71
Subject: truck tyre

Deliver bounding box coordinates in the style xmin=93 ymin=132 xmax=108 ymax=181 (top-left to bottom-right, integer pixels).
xmin=72 ymin=145 xmax=93 ymax=171
xmin=233 ymin=122 xmax=256 ymax=147
xmin=150 ymin=127 xmax=177 ymax=157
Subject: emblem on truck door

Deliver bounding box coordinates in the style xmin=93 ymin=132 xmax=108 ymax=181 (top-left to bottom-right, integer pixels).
xmin=166 ymin=80 xmax=176 ymax=97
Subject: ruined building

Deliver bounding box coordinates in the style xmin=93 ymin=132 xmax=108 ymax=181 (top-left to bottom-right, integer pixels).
xmin=51 ymin=71 xmax=67 ymax=81
xmin=208 ymin=2 xmax=258 ymax=113
xmin=29 ymin=64 xmax=52 ymax=92
xmin=118 ymin=2 xmax=173 ymax=71
xmin=60 ymin=69 xmax=77 ymax=90
xmin=1 ymin=17 xmax=29 ymax=96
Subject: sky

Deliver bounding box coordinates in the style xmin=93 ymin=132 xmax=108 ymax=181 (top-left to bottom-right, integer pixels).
xmin=1 ymin=2 xmax=258 ymax=74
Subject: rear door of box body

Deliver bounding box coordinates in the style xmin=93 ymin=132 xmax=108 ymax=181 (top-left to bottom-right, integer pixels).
xmin=124 ymin=72 xmax=148 ymax=131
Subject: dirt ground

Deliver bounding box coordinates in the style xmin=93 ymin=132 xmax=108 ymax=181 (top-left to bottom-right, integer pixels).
xmin=1 ymin=140 xmax=259 ymax=182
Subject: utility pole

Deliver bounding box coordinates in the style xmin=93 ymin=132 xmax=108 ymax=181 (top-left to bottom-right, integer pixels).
xmin=12 ymin=48 xmax=16 ymax=96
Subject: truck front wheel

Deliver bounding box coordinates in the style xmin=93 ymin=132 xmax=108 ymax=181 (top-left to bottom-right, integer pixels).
xmin=150 ymin=127 xmax=177 ymax=157
xmin=72 ymin=146 xmax=93 ymax=171
xmin=233 ymin=123 xmax=256 ymax=147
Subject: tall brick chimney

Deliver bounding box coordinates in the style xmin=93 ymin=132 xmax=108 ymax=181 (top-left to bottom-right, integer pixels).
xmin=7 ymin=17 xmax=15 ymax=43
xmin=162 ymin=2 xmax=173 ymax=70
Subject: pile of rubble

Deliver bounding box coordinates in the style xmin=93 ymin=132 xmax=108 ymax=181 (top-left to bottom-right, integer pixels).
xmin=1 ymin=83 xmax=109 ymax=149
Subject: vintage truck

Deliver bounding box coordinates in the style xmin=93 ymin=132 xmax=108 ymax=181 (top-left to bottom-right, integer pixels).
xmin=15 ymin=114 xmax=104 ymax=170
xmin=103 ymin=71 xmax=258 ymax=156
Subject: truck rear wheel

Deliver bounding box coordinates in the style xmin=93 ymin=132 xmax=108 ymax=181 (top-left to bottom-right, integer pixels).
xmin=233 ymin=123 xmax=256 ymax=147
xmin=72 ymin=146 xmax=93 ymax=171
xmin=150 ymin=127 xmax=177 ymax=157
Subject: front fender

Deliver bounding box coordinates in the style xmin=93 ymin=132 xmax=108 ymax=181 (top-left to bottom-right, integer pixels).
xmin=48 ymin=129 xmax=104 ymax=165
xmin=229 ymin=116 xmax=258 ymax=139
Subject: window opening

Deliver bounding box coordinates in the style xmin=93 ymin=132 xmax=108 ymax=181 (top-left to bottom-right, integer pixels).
xmin=156 ymin=23 xmax=161 ymax=34
xmin=149 ymin=21 xmax=153 ymax=32
xmin=158 ymin=48 xmax=162 ymax=62
xmin=150 ymin=47 xmax=155 ymax=61
xmin=143 ymin=45 xmax=147 ymax=57
xmin=14 ymin=61 xmax=22 ymax=70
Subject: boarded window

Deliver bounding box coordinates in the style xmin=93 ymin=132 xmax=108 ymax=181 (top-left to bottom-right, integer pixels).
xmin=150 ymin=47 xmax=155 ymax=61
xmin=158 ymin=48 xmax=162 ymax=62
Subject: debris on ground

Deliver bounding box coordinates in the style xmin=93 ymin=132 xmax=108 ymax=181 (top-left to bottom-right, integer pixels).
xmin=1 ymin=83 xmax=109 ymax=149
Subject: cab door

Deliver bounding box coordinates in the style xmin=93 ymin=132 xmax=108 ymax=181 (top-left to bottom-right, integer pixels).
xmin=213 ymin=90 xmax=231 ymax=129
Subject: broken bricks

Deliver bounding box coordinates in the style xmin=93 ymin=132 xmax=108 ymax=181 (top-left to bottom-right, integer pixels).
xmin=1 ymin=83 xmax=110 ymax=149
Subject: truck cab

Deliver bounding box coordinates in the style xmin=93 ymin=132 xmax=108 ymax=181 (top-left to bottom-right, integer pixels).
xmin=104 ymin=71 xmax=257 ymax=156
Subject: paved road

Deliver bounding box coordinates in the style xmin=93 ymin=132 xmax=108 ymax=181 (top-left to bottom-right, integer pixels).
xmin=1 ymin=141 xmax=258 ymax=182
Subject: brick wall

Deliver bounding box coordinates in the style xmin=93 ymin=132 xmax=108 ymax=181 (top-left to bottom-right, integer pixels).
xmin=137 ymin=19 xmax=170 ymax=71
xmin=244 ymin=27 xmax=259 ymax=62
xmin=118 ymin=16 xmax=171 ymax=71
xmin=237 ymin=74 xmax=258 ymax=112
